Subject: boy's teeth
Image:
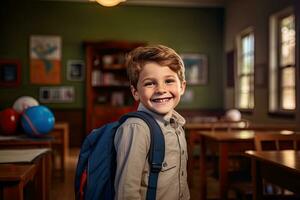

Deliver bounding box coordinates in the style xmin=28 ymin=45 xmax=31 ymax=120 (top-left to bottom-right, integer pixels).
xmin=153 ymin=98 xmax=169 ymax=102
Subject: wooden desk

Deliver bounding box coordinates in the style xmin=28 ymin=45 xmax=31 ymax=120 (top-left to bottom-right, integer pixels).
xmin=185 ymin=120 xmax=250 ymax=184
xmin=245 ymin=150 xmax=300 ymax=199
xmin=0 ymin=149 xmax=51 ymax=200
xmin=0 ymin=164 xmax=37 ymax=200
xmin=0 ymin=122 xmax=69 ymax=177
xmin=50 ymin=122 xmax=69 ymax=176
xmin=0 ymin=139 xmax=52 ymax=200
xmin=197 ymin=130 xmax=255 ymax=200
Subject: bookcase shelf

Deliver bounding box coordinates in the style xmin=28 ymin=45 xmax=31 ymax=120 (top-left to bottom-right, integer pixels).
xmin=85 ymin=41 xmax=145 ymax=133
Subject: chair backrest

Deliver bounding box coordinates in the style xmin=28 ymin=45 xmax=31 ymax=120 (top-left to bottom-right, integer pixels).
xmin=254 ymin=132 xmax=300 ymax=151
xmin=211 ymin=119 xmax=250 ymax=131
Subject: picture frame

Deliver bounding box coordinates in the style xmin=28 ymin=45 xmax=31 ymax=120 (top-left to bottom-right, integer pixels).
xmin=67 ymin=60 xmax=85 ymax=81
xmin=181 ymin=53 xmax=208 ymax=85
xmin=30 ymin=35 xmax=62 ymax=84
xmin=39 ymin=86 xmax=75 ymax=103
xmin=0 ymin=59 xmax=21 ymax=87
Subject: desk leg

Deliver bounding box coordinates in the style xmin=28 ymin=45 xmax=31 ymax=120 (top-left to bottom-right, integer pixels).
xmin=45 ymin=152 xmax=52 ymax=200
xmin=3 ymin=182 xmax=24 ymax=200
xmin=219 ymin=143 xmax=228 ymax=200
xmin=252 ymin=159 xmax=263 ymax=200
xmin=200 ymin=136 xmax=207 ymax=200
xmin=60 ymin=143 xmax=65 ymax=178
xmin=34 ymin=152 xmax=51 ymax=200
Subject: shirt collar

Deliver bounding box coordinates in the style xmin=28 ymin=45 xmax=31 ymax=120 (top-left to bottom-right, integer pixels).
xmin=137 ymin=103 xmax=186 ymax=127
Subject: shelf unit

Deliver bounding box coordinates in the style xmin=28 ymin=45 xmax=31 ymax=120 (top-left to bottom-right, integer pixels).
xmin=85 ymin=41 xmax=145 ymax=133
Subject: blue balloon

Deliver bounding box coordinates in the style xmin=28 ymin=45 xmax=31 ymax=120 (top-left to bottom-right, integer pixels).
xmin=21 ymin=105 xmax=55 ymax=137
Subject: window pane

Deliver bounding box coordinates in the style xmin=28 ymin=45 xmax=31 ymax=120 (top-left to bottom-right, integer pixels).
xmin=238 ymin=31 xmax=254 ymax=109
xmin=242 ymin=56 xmax=251 ymax=74
xmin=239 ymin=93 xmax=249 ymax=109
xmin=280 ymin=15 xmax=295 ymax=66
xmin=282 ymin=88 xmax=295 ymax=109
xmin=281 ymin=67 xmax=295 ymax=87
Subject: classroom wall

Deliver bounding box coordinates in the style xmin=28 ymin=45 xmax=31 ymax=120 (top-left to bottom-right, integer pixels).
xmin=224 ymin=0 xmax=297 ymax=124
xmin=0 ymin=0 xmax=224 ymax=110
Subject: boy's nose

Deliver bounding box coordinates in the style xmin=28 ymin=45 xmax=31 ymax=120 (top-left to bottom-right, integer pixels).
xmin=156 ymin=84 xmax=166 ymax=93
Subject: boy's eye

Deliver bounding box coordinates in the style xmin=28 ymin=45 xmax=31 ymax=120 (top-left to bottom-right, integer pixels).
xmin=165 ymin=79 xmax=175 ymax=84
xmin=144 ymin=81 xmax=155 ymax=87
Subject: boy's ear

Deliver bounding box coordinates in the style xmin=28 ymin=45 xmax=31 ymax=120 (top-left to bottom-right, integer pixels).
xmin=130 ymin=85 xmax=140 ymax=101
xmin=180 ymin=80 xmax=186 ymax=95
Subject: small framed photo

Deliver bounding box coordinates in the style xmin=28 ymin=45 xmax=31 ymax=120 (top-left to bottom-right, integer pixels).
xmin=181 ymin=54 xmax=208 ymax=85
xmin=0 ymin=59 xmax=21 ymax=87
xmin=39 ymin=86 xmax=75 ymax=103
xmin=67 ymin=60 xmax=85 ymax=81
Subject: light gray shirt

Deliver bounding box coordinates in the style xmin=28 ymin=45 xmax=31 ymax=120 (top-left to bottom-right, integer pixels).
xmin=114 ymin=104 xmax=190 ymax=200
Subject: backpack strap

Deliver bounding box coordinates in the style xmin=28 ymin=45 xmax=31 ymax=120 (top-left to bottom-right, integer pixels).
xmin=120 ymin=111 xmax=165 ymax=200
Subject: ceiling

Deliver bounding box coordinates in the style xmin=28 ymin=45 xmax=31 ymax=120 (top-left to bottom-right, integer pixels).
xmin=46 ymin=0 xmax=225 ymax=8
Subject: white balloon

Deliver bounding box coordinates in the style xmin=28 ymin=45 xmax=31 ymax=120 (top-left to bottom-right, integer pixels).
xmin=225 ymin=109 xmax=241 ymax=121
xmin=12 ymin=96 xmax=39 ymax=113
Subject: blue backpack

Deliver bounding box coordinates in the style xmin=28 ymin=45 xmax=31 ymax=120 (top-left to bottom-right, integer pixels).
xmin=75 ymin=111 xmax=165 ymax=200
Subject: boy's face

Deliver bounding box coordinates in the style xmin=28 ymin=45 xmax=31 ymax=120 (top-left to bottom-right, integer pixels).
xmin=131 ymin=62 xmax=186 ymax=115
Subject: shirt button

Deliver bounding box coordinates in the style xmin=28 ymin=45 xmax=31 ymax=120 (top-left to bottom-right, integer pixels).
xmin=181 ymin=171 xmax=184 ymax=176
xmin=163 ymin=162 xmax=168 ymax=167
xmin=182 ymin=150 xmax=184 ymax=155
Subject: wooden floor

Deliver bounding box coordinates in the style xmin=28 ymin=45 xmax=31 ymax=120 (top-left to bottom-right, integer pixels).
xmin=50 ymin=148 xmax=236 ymax=200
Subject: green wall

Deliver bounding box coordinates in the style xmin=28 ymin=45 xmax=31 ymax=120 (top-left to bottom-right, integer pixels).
xmin=0 ymin=0 xmax=224 ymax=110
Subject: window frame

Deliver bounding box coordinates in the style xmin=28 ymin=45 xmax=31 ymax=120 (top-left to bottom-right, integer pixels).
xmin=269 ymin=7 xmax=295 ymax=114
xmin=235 ymin=27 xmax=255 ymax=111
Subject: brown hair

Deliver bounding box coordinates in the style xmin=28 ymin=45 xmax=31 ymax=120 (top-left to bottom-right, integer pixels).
xmin=126 ymin=45 xmax=185 ymax=88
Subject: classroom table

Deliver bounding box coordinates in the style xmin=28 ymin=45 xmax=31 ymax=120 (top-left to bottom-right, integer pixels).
xmin=0 ymin=121 xmax=69 ymax=177
xmin=245 ymin=150 xmax=300 ymax=199
xmin=0 ymin=164 xmax=37 ymax=200
xmin=0 ymin=149 xmax=51 ymax=200
xmin=196 ymin=130 xmax=255 ymax=200
xmin=185 ymin=119 xmax=250 ymax=185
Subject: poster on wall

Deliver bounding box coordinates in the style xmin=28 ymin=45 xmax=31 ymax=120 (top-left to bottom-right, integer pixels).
xmin=30 ymin=35 xmax=61 ymax=84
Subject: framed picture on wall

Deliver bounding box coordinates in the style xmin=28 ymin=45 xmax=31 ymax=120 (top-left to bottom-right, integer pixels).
xmin=181 ymin=53 xmax=208 ymax=85
xmin=0 ymin=59 xmax=21 ymax=87
xmin=39 ymin=86 xmax=75 ymax=103
xmin=30 ymin=35 xmax=62 ymax=84
xmin=67 ymin=60 xmax=85 ymax=81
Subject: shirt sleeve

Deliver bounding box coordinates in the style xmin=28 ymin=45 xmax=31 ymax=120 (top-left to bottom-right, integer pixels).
xmin=114 ymin=118 xmax=151 ymax=200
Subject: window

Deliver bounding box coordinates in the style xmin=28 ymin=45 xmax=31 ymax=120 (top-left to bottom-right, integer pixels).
xmin=236 ymin=28 xmax=255 ymax=110
xmin=269 ymin=7 xmax=295 ymax=113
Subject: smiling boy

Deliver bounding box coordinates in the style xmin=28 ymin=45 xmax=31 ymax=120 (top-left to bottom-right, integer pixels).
xmin=114 ymin=45 xmax=190 ymax=200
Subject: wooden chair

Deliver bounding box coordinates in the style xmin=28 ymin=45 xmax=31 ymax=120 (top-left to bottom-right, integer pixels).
xmin=232 ymin=132 xmax=300 ymax=200
xmin=255 ymin=132 xmax=300 ymax=151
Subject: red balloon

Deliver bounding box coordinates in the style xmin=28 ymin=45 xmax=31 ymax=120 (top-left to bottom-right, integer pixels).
xmin=0 ymin=108 xmax=20 ymax=135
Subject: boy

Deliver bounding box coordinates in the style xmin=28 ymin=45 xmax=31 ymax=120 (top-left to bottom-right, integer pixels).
xmin=114 ymin=45 xmax=190 ymax=200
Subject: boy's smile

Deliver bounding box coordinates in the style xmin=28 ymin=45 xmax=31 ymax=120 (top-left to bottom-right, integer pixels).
xmin=131 ymin=62 xmax=186 ymax=115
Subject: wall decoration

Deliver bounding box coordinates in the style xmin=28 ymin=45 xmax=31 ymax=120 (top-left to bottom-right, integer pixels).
xmin=181 ymin=53 xmax=208 ymax=85
xmin=226 ymin=50 xmax=235 ymax=87
xmin=39 ymin=86 xmax=74 ymax=103
xmin=30 ymin=35 xmax=62 ymax=84
xmin=67 ymin=60 xmax=85 ymax=81
xmin=0 ymin=59 xmax=21 ymax=87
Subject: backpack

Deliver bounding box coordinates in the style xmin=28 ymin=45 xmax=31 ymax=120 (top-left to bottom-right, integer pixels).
xmin=75 ymin=111 xmax=165 ymax=200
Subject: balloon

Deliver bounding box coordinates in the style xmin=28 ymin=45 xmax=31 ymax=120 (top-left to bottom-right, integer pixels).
xmin=21 ymin=105 xmax=55 ymax=137
xmin=0 ymin=108 xmax=20 ymax=135
xmin=225 ymin=109 xmax=241 ymax=121
xmin=13 ymin=96 xmax=39 ymax=113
